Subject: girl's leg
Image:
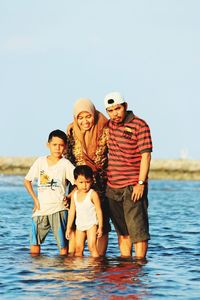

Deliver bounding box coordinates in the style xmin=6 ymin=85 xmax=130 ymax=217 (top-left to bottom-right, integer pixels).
xmin=87 ymin=225 xmax=99 ymax=258
xmin=75 ymin=230 xmax=86 ymax=256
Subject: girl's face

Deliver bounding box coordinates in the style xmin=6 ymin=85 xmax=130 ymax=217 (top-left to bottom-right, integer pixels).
xmin=75 ymin=175 xmax=92 ymax=193
xmin=77 ymin=111 xmax=94 ymax=131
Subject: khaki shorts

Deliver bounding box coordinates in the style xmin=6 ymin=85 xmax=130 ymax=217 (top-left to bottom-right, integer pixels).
xmin=106 ymin=185 xmax=150 ymax=243
xmin=30 ymin=210 xmax=68 ymax=249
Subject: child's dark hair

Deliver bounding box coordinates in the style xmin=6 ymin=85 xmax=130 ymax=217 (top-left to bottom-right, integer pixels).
xmin=74 ymin=165 xmax=93 ymax=180
xmin=48 ymin=129 xmax=68 ymax=144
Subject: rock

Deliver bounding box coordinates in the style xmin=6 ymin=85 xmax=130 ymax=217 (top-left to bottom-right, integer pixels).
xmin=0 ymin=157 xmax=200 ymax=180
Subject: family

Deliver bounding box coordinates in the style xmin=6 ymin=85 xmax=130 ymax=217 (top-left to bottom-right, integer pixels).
xmin=24 ymin=92 xmax=153 ymax=259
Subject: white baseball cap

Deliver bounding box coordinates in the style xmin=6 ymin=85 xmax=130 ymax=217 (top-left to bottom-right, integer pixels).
xmin=104 ymin=92 xmax=125 ymax=109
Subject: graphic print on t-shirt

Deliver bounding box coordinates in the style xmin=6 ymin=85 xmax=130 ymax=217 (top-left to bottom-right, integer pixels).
xmin=39 ymin=170 xmax=59 ymax=190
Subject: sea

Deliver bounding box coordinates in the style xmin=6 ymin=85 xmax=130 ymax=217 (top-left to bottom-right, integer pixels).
xmin=0 ymin=175 xmax=199 ymax=299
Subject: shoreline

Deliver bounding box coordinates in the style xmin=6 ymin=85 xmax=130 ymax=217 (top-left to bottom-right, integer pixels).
xmin=1 ymin=157 xmax=200 ymax=180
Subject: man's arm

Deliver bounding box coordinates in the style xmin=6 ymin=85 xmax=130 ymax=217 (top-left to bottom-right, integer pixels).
xmin=132 ymin=152 xmax=151 ymax=202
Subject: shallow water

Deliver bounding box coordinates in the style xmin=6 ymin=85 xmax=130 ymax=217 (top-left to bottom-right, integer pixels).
xmin=0 ymin=175 xmax=200 ymax=299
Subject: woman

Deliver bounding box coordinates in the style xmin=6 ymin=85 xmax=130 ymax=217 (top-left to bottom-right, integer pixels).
xmin=66 ymin=98 xmax=110 ymax=256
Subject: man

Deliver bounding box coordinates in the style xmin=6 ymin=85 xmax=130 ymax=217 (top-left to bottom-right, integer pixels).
xmin=104 ymin=92 xmax=153 ymax=259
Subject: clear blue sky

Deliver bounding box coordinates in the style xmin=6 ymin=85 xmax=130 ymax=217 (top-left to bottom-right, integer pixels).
xmin=1 ymin=1 xmax=199 ymax=159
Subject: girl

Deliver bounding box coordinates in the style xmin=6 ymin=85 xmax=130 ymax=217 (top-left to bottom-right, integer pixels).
xmin=66 ymin=165 xmax=103 ymax=257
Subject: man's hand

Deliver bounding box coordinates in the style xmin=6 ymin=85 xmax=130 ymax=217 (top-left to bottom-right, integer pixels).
xmin=131 ymin=184 xmax=145 ymax=202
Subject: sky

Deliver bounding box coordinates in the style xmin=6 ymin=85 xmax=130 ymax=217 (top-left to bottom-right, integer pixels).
xmin=0 ymin=0 xmax=200 ymax=159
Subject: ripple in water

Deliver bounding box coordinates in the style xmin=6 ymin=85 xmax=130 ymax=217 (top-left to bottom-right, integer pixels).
xmin=0 ymin=178 xmax=200 ymax=299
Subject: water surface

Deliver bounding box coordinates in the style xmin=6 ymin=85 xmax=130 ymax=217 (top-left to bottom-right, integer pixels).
xmin=0 ymin=176 xmax=199 ymax=299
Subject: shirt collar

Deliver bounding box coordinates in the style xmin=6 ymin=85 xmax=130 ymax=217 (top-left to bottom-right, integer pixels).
xmin=124 ymin=111 xmax=134 ymax=123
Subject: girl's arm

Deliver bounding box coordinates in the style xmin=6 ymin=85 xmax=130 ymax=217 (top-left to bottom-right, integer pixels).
xmin=24 ymin=179 xmax=40 ymax=212
xmin=65 ymin=196 xmax=76 ymax=240
xmin=92 ymin=191 xmax=103 ymax=238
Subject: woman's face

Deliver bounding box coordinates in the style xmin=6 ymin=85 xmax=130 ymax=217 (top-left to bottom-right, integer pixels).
xmin=77 ymin=111 xmax=95 ymax=131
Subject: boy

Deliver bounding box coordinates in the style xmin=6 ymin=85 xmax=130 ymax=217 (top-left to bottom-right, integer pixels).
xmin=66 ymin=165 xmax=103 ymax=257
xmin=24 ymin=129 xmax=75 ymax=255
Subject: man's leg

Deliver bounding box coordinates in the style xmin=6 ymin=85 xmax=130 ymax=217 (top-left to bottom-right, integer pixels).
xmin=134 ymin=240 xmax=148 ymax=259
xmin=118 ymin=235 xmax=132 ymax=257
xmin=124 ymin=186 xmax=150 ymax=259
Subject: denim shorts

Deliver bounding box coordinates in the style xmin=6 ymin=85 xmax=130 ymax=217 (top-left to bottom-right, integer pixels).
xmin=106 ymin=185 xmax=150 ymax=243
xmin=30 ymin=210 xmax=68 ymax=249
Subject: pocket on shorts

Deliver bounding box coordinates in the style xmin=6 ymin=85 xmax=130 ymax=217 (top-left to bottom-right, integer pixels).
xmin=106 ymin=186 xmax=126 ymax=202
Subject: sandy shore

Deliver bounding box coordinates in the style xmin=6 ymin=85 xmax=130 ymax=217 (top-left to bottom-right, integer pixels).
xmin=1 ymin=157 xmax=200 ymax=180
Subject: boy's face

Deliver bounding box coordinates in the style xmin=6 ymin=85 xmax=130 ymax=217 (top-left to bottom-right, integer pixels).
xmin=75 ymin=175 xmax=92 ymax=193
xmin=47 ymin=136 xmax=66 ymax=159
xmin=106 ymin=103 xmax=127 ymax=124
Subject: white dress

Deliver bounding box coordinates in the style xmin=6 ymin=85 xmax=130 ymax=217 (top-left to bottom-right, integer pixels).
xmin=74 ymin=189 xmax=98 ymax=231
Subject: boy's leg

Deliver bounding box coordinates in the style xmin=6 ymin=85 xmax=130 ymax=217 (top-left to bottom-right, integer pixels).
xmin=30 ymin=216 xmax=50 ymax=255
xmin=87 ymin=225 xmax=99 ymax=258
xmin=30 ymin=245 xmax=41 ymax=255
xmin=50 ymin=211 xmax=68 ymax=255
xmin=75 ymin=230 xmax=86 ymax=256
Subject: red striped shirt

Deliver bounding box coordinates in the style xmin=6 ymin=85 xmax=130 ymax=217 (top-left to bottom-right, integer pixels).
xmin=107 ymin=111 xmax=153 ymax=188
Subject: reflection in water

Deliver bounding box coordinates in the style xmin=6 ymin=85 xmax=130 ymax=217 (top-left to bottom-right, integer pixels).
xmin=21 ymin=255 xmax=148 ymax=299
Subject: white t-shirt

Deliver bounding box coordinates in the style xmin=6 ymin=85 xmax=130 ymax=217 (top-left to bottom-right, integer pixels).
xmin=25 ymin=156 xmax=75 ymax=217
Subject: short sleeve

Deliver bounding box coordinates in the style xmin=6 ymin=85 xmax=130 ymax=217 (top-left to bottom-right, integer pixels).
xmin=25 ymin=158 xmax=40 ymax=182
xmin=65 ymin=159 xmax=75 ymax=185
xmin=137 ymin=122 xmax=153 ymax=154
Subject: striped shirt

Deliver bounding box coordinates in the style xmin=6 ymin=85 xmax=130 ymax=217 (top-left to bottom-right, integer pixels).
xmin=107 ymin=111 xmax=153 ymax=188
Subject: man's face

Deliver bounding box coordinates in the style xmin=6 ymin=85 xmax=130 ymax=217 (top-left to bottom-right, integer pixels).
xmin=106 ymin=103 xmax=127 ymax=124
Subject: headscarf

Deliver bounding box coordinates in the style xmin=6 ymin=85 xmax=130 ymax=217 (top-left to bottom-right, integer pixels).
xmin=72 ymin=98 xmax=108 ymax=170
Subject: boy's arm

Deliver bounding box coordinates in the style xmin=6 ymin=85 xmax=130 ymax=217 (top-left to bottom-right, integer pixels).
xmin=65 ymin=196 xmax=76 ymax=239
xmin=91 ymin=191 xmax=103 ymax=238
xmin=24 ymin=179 xmax=40 ymax=212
